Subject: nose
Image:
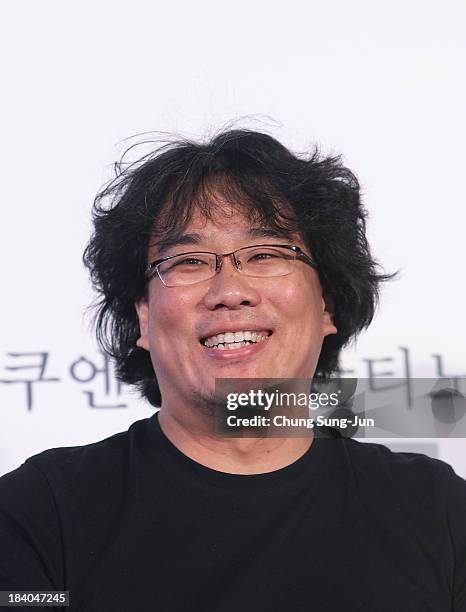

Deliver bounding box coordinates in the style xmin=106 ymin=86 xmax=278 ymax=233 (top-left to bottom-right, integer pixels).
xmin=202 ymin=255 xmax=262 ymax=311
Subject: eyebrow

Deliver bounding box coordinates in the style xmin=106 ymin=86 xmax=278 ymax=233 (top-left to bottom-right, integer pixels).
xmin=154 ymin=227 xmax=293 ymax=256
xmin=154 ymin=233 xmax=203 ymax=256
xmin=247 ymin=227 xmax=292 ymax=241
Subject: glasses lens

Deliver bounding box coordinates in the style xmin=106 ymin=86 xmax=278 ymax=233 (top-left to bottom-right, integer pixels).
xmin=158 ymin=253 xmax=217 ymax=286
xmin=238 ymin=246 xmax=295 ymax=277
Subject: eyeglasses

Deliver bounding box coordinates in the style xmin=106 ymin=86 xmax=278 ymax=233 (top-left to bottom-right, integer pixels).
xmin=145 ymin=244 xmax=318 ymax=287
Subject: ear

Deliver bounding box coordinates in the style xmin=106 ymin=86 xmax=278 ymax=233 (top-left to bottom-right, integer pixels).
xmin=135 ymin=297 xmax=150 ymax=351
xmin=321 ymin=292 xmax=337 ymax=338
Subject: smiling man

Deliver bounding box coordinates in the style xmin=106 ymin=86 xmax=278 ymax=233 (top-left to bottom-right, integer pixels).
xmin=0 ymin=129 xmax=465 ymax=611
xmin=135 ymin=204 xmax=337 ymax=473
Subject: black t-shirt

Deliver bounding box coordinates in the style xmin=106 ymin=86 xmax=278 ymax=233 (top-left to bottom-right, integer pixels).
xmin=0 ymin=414 xmax=465 ymax=611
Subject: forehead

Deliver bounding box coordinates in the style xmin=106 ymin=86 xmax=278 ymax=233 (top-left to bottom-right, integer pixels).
xmin=151 ymin=201 xmax=303 ymax=256
xmin=184 ymin=205 xmax=256 ymax=230
xmin=177 ymin=205 xmax=292 ymax=240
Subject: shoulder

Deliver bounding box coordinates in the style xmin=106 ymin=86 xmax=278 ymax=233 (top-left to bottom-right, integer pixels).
xmin=341 ymin=437 xmax=463 ymax=497
xmin=0 ymin=416 xmax=158 ymax=590
xmin=0 ymin=415 xmax=158 ymax=563
xmin=338 ymin=437 xmax=466 ymax=531
xmin=0 ymin=415 xmax=157 ymax=508
xmin=23 ymin=414 xmax=155 ymax=479
xmin=341 ymin=438 xmax=466 ymax=605
xmin=343 ymin=437 xmax=456 ymax=480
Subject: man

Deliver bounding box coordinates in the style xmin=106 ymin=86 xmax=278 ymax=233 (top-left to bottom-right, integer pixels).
xmin=0 ymin=129 xmax=465 ymax=611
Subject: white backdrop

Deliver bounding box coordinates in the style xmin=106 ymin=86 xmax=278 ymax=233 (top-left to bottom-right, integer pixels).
xmin=0 ymin=0 xmax=465 ymax=477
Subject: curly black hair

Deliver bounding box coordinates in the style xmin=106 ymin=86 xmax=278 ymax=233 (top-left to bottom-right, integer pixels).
xmin=83 ymin=129 xmax=393 ymax=407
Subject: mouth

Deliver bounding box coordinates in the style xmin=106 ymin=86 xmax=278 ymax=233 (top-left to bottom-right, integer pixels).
xmin=200 ymin=330 xmax=273 ymax=351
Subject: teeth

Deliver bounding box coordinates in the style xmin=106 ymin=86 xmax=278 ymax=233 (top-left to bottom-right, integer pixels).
xmin=212 ymin=341 xmax=264 ymax=350
xmin=203 ymin=331 xmax=270 ymax=349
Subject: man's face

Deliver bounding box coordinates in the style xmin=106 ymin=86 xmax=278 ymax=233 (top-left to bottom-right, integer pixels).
xmin=136 ymin=204 xmax=337 ymax=410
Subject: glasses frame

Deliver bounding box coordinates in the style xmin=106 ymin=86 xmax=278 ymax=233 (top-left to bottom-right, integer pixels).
xmin=145 ymin=244 xmax=318 ymax=287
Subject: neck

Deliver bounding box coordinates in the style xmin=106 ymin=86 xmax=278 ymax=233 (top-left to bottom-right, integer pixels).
xmin=157 ymin=405 xmax=314 ymax=475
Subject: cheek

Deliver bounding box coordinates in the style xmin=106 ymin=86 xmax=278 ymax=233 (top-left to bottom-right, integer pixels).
xmin=269 ymin=278 xmax=325 ymax=361
xmin=271 ymin=277 xmax=319 ymax=323
xmin=148 ymin=290 xmax=198 ymax=351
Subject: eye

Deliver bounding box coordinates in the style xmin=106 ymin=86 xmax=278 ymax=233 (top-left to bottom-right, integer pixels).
xmin=162 ymin=255 xmax=212 ymax=273
xmin=175 ymin=257 xmax=208 ymax=266
xmin=248 ymin=251 xmax=283 ymax=262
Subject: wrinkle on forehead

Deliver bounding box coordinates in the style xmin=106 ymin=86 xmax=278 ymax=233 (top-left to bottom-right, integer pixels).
xmin=149 ymin=176 xmax=299 ymax=253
